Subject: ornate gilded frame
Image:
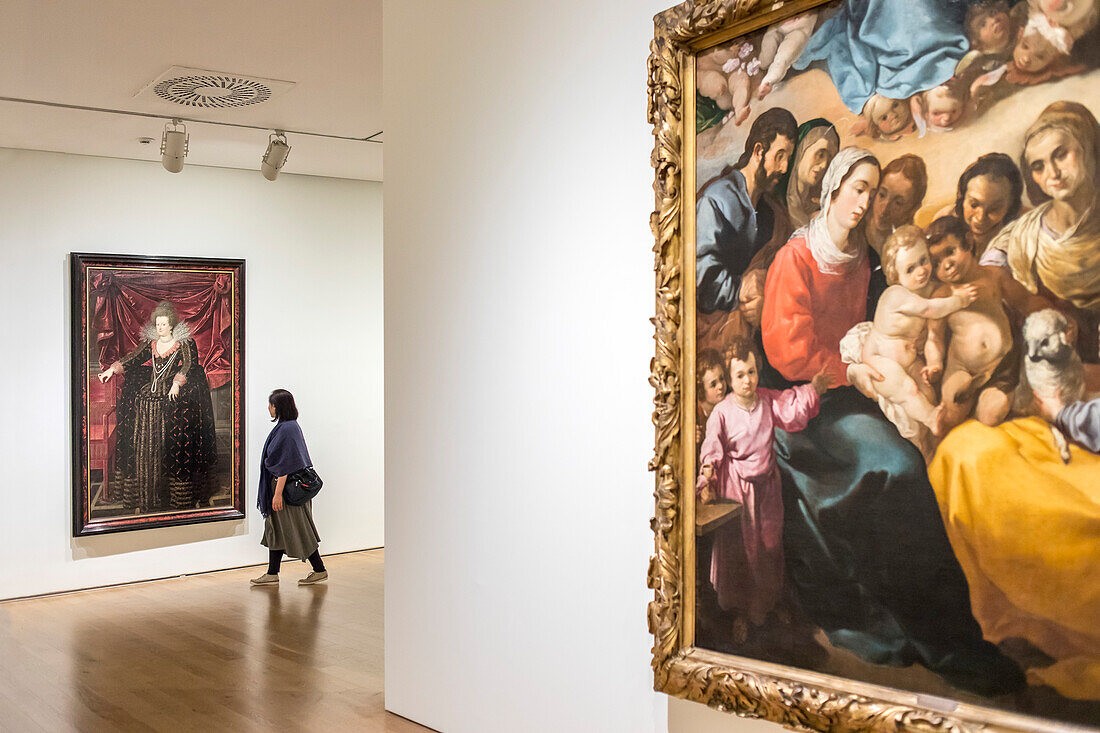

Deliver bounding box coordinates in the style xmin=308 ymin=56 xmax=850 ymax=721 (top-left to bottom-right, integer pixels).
xmin=647 ymin=2 xmax=1087 ymax=731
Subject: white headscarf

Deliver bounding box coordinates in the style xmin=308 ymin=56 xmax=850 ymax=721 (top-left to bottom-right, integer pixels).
xmin=801 ymin=146 xmax=878 ymax=275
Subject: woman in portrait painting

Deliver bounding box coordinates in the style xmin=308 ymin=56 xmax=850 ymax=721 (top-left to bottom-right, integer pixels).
xmin=98 ymin=300 xmax=219 ymax=513
xmin=759 ymin=148 xmax=1025 ymax=696
xmin=862 ymin=154 xmax=928 ymax=255
xmin=860 ymin=155 xmax=929 ymax=313
xmin=778 ymin=118 xmax=840 ymax=229
xmin=955 ymin=152 xmax=1024 ymax=256
xmin=931 ymin=101 xmax=1100 ymax=700
xmin=987 ymin=101 xmax=1100 ymax=353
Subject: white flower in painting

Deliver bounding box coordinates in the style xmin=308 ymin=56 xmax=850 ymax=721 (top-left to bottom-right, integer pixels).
xmin=722 ymin=58 xmax=742 ymax=74
xmin=739 ymin=42 xmax=754 ymax=59
xmin=746 ymin=58 xmax=761 ymax=75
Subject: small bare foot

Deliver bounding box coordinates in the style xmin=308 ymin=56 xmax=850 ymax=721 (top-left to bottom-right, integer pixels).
xmin=757 ymin=81 xmax=772 ymax=99
xmin=732 ymin=616 xmax=749 ymax=644
xmin=735 ymin=106 xmax=751 ymax=125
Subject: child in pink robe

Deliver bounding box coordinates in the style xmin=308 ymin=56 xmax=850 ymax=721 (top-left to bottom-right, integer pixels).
xmin=698 ymin=338 xmax=830 ymax=630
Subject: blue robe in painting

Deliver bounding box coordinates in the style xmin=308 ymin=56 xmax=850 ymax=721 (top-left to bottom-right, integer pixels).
xmin=696 ymin=168 xmax=777 ymax=313
xmin=793 ymin=0 xmax=969 ymax=113
xmin=768 ymin=387 xmax=1025 ymax=696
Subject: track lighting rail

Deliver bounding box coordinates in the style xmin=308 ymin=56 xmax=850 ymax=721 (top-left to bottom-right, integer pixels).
xmin=0 ymin=96 xmax=382 ymax=143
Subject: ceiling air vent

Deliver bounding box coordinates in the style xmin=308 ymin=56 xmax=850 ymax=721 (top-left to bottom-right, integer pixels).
xmin=135 ymin=66 xmax=294 ymax=109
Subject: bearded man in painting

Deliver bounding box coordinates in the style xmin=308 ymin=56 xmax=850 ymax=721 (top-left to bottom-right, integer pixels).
xmin=696 ymin=107 xmax=797 ymax=352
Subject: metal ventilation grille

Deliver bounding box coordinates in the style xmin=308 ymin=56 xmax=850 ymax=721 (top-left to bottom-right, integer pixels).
xmin=153 ymin=75 xmax=273 ymax=109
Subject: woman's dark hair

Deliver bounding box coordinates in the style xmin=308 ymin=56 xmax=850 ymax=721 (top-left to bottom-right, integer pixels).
xmin=269 ymin=389 xmax=299 ymax=422
xmin=954 ymin=152 xmax=1023 ymax=225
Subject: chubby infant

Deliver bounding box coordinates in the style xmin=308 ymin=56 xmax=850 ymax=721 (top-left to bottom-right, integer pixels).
xmin=853 ymin=226 xmax=977 ymax=448
xmin=926 ymin=216 xmax=1013 ymax=429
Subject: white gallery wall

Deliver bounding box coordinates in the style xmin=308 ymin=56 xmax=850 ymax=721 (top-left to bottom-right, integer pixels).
xmin=383 ymin=1 xmax=784 ymax=732
xmin=0 ymin=148 xmax=384 ymax=600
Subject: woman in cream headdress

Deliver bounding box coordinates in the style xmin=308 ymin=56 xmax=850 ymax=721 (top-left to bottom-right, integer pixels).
xmin=777 ymin=118 xmax=840 ymax=229
xmin=985 ymin=100 xmax=1100 ymax=358
xmin=757 ymin=147 xmax=1025 ymax=697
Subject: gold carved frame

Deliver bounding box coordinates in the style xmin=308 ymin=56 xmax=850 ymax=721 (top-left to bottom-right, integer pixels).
xmin=646 ymin=2 xmax=1081 ymax=732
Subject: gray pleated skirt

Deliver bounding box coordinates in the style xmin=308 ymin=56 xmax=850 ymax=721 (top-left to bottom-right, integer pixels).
xmin=262 ymin=492 xmax=321 ymax=560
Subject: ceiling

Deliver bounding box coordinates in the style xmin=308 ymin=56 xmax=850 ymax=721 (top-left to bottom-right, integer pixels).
xmin=0 ymin=0 xmax=383 ymax=181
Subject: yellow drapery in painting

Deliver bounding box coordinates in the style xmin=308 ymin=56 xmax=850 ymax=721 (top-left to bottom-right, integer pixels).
xmin=929 ymin=417 xmax=1100 ymax=700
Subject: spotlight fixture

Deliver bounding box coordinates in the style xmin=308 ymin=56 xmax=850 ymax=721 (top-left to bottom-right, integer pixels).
xmin=160 ymin=119 xmax=189 ymax=173
xmin=261 ymin=131 xmax=291 ymax=181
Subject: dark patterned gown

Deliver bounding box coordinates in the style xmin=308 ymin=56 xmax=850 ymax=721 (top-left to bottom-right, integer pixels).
xmin=110 ymin=336 xmax=219 ymax=512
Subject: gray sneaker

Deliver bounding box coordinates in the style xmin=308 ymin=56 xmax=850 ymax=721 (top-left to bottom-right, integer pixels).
xmin=250 ymin=573 xmax=279 ymax=586
xmin=298 ymin=570 xmax=328 ymax=585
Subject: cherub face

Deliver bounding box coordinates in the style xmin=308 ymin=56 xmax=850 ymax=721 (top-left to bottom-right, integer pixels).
xmin=1014 ymin=31 xmax=1058 ymax=72
xmin=974 ymin=10 xmax=1012 ymax=52
xmin=924 ymin=87 xmax=964 ymax=128
xmin=155 ymin=315 xmax=172 ymax=339
xmin=831 ymin=163 xmax=880 ymax=230
xmin=700 ymin=366 xmax=727 ymax=407
xmin=929 ymin=235 xmax=974 ymax=283
xmin=871 ymin=171 xmax=917 ymax=231
xmin=797 ymin=136 xmax=835 ymax=189
xmin=962 ymin=174 xmax=1013 ymax=237
xmin=1026 ymin=127 xmax=1088 ymax=201
xmin=728 ymin=353 xmax=759 ymax=402
xmin=870 ymin=96 xmax=911 ymax=135
xmin=894 ymin=243 xmax=933 ymax=291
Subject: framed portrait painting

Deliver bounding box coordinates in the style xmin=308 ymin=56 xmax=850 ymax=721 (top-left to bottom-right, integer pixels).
xmin=647 ymin=0 xmax=1100 ymax=730
xmin=71 ymin=253 xmax=245 ymax=536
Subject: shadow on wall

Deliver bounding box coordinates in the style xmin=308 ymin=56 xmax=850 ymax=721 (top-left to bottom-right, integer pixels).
xmin=70 ymin=518 xmax=248 ymax=560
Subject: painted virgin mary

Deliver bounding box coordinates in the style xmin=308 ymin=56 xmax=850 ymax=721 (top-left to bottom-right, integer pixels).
xmin=98 ymin=301 xmax=219 ymax=513
xmin=760 ymin=148 xmax=1024 ymax=696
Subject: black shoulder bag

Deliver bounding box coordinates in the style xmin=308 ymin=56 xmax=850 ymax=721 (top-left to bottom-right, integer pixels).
xmin=284 ymin=467 xmax=323 ymax=506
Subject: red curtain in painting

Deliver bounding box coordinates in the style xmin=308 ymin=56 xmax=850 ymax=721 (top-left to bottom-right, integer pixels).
xmin=91 ymin=270 xmax=233 ymax=389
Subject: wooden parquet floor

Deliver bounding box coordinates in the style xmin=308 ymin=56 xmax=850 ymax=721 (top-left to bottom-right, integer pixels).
xmin=0 ymin=549 xmax=433 ymax=732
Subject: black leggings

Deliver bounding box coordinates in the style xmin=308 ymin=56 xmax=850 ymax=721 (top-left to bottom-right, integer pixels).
xmin=268 ymin=549 xmax=325 ymax=575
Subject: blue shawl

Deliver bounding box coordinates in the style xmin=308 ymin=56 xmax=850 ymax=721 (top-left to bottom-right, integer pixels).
xmin=258 ymin=420 xmax=312 ymax=517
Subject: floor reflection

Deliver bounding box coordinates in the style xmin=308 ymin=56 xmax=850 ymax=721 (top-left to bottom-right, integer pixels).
xmin=0 ymin=551 xmax=430 ymax=732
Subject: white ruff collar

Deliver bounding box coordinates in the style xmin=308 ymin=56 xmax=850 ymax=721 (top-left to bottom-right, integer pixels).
xmin=142 ymin=321 xmax=192 ymax=342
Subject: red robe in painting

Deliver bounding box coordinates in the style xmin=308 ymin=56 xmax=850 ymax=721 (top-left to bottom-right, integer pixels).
xmin=760 ymin=234 xmax=869 ymax=385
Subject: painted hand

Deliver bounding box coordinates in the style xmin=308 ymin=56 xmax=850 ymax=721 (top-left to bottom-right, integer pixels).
xmin=738 ymin=269 xmax=767 ymax=326
xmin=922 ymin=364 xmax=942 ymax=385
xmin=811 ymin=368 xmax=835 ymax=395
